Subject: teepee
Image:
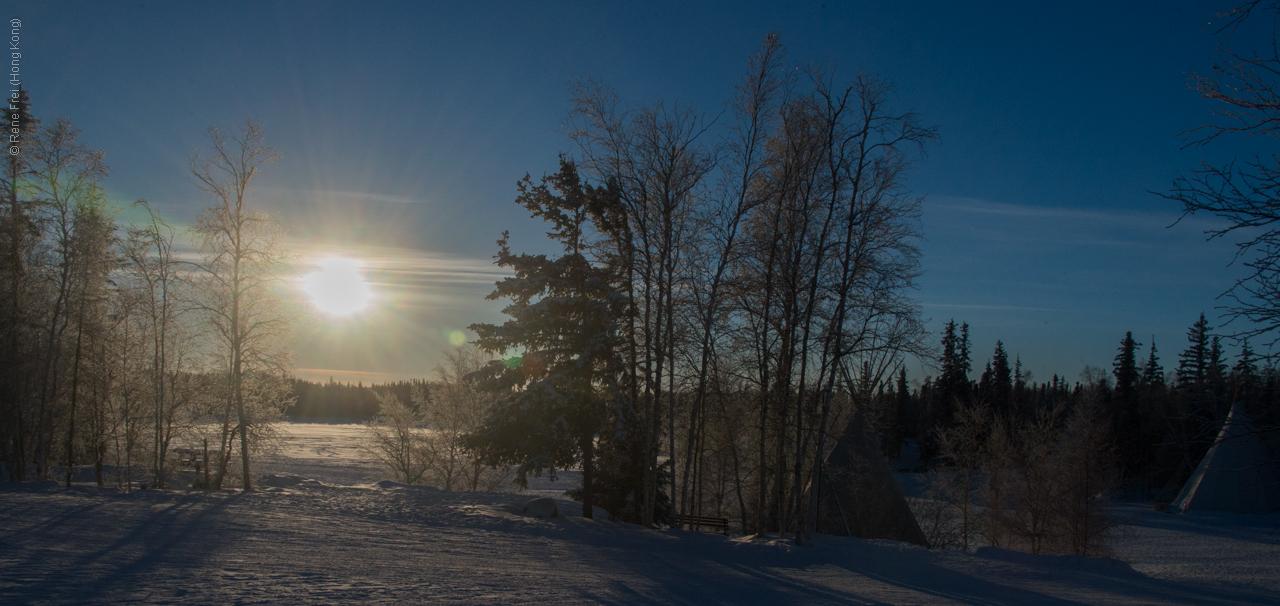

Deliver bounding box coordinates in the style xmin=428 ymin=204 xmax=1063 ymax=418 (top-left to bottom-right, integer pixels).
xmin=812 ymin=411 xmax=929 ymax=546
xmin=1172 ymin=402 xmax=1280 ymax=514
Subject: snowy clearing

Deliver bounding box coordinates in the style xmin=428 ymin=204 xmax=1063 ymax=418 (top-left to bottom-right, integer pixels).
xmin=2 ymin=422 xmax=1278 ymax=605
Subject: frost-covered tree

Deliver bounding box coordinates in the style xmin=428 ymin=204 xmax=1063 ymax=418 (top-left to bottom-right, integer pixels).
xmin=189 ymin=119 xmax=292 ymax=491
xmin=26 ymin=117 xmax=110 ymax=479
xmin=422 ymin=344 xmax=507 ymax=491
xmin=361 ymin=389 xmax=431 ymax=485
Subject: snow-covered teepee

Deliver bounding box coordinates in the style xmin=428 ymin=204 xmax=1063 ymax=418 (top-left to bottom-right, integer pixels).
xmin=812 ymin=411 xmax=929 ymax=546
xmin=1172 ymin=402 xmax=1280 ymax=514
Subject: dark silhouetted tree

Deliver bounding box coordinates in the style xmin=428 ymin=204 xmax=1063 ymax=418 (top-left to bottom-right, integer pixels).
xmin=989 ymin=341 xmax=1012 ymax=416
xmin=1140 ymin=337 xmax=1164 ymax=390
xmin=1176 ymin=313 xmax=1212 ymax=395
xmin=0 ymin=85 xmax=39 ymax=481
xmin=1111 ymin=332 xmax=1142 ymax=473
xmin=466 ymin=159 xmax=627 ymax=519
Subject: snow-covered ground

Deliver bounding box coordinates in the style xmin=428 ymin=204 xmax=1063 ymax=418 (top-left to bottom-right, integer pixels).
xmin=2 ymin=423 xmax=1278 ymax=605
xmin=260 ymin=423 xmax=384 ymax=487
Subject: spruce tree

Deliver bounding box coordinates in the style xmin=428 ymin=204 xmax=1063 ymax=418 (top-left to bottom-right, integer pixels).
xmin=1176 ymin=313 xmax=1211 ymax=394
xmin=1140 ymin=338 xmax=1163 ymax=389
xmin=895 ymin=366 xmax=911 ymax=454
xmin=1111 ymin=332 xmax=1142 ymax=473
xmin=1112 ymin=332 xmax=1140 ymax=404
xmin=1207 ymin=337 xmax=1228 ymax=395
xmin=1172 ymin=314 xmax=1229 ymax=478
xmin=1137 ymin=338 xmax=1166 ymax=478
xmin=938 ymin=320 xmax=960 ymax=400
xmin=978 ymin=360 xmax=993 ymax=403
xmin=1231 ymin=340 xmax=1260 ymax=410
xmin=935 ymin=320 xmax=973 ymax=421
xmin=990 ymin=341 xmax=1012 ymax=416
xmin=465 ymin=159 xmax=627 ymax=519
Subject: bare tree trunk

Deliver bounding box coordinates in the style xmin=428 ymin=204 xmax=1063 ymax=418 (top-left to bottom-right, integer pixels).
xmin=581 ymin=433 xmax=595 ymax=519
xmin=64 ymin=315 xmax=85 ymax=488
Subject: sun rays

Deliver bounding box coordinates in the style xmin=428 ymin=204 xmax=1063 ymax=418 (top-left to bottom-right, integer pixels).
xmin=302 ymin=257 xmax=374 ymax=316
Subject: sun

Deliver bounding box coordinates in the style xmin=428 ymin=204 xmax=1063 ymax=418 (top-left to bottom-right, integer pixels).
xmin=302 ymin=258 xmax=374 ymax=316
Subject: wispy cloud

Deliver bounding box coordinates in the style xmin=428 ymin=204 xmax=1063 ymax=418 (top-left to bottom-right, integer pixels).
xmin=925 ymin=195 xmax=1226 ymax=233
xmin=287 ymin=241 xmax=508 ymax=285
xmin=922 ymin=302 xmax=1067 ymax=313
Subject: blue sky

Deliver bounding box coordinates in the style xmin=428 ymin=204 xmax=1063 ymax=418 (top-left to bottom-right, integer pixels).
xmin=14 ymin=1 xmax=1260 ymax=383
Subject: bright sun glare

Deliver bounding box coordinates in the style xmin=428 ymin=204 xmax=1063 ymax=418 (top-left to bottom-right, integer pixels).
xmin=303 ymin=258 xmax=374 ymax=316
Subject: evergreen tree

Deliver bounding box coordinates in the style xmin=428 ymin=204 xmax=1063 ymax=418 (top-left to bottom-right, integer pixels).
xmin=1140 ymin=338 xmax=1163 ymax=389
xmin=1136 ymin=338 xmax=1167 ymax=482
xmin=936 ymin=320 xmax=972 ymax=417
xmin=1171 ymin=315 xmax=1229 ymax=484
xmin=1207 ymin=336 xmax=1228 ymax=401
xmin=895 ymin=366 xmax=910 ymax=455
xmin=978 ymin=360 xmax=992 ymax=402
xmin=1111 ymin=332 xmax=1142 ymax=473
xmin=938 ymin=320 xmax=960 ymax=397
xmin=990 ymin=341 xmax=1012 ymax=416
xmin=1112 ymin=332 xmax=1140 ymax=405
xmin=1175 ymin=313 xmax=1211 ymax=394
xmin=465 ymin=159 xmax=627 ymax=519
xmin=1231 ymin=340 xmax=1260 ymax=409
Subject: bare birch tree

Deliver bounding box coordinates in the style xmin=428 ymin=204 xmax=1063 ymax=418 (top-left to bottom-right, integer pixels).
xmin=189 ymin=119 xmax=292 ymax=491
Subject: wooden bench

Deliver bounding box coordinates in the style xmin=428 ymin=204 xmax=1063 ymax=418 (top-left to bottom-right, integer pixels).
xmin=672 ymin=514 xmax=730 ymax=536
xmin=174 ymin=449 xmax=205 ymax=473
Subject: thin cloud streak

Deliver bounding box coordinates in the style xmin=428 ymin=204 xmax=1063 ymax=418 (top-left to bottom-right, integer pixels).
xmin=926 ymin=195 xmax=1228 ymax=233
xmin=923 ymin=302 xmax=1068 ymax=313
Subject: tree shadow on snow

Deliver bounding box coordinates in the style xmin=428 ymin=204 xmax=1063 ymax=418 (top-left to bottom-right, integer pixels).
xmin=0 ymin=489 xmax=240 ymax=604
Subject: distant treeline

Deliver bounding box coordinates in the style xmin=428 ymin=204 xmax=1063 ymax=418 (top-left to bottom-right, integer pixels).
xmin=286 ymin=378 xmax=431 ymax=420
xmin=887 ymin=316 xmax=1280 ymax=500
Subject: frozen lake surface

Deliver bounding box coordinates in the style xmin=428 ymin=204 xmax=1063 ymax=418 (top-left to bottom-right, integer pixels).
xmin=2 ymin=422 xmax=1278 ymax=604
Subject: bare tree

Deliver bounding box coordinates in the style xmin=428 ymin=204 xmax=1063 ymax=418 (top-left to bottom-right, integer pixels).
xmin=362 ymin=390 xmax=432 ymax=485
xmin=61 ymin=189 xmax=117 ymax=487
xmin=123 ymin=201 xmax=192 ymax=488
xmin=189 ymin=119 xmax=292 ymax=491
xmin=930 ymin=400 xmax=990 ymax=551
xmin=425 ymin=344 xmax=508 ymax=491
xmin=25 ymin=117 xmax=109 ymax=479
xmin=1166 ymin=1 xmax=1280 ymax=346
xmin=1058 ymin=393 xmax=1120 ymax=557
xmin=982 ymin=399 xmax=1119 ymax=556
xmin=567 ymin=79 xmax=716 ymax=526
xmin=678 ymin=33 xmax=785 ymax=531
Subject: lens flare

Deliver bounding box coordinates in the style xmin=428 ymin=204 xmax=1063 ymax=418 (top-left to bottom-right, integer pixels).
xmin=303 ymin=258 xmax=374 ymax=316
